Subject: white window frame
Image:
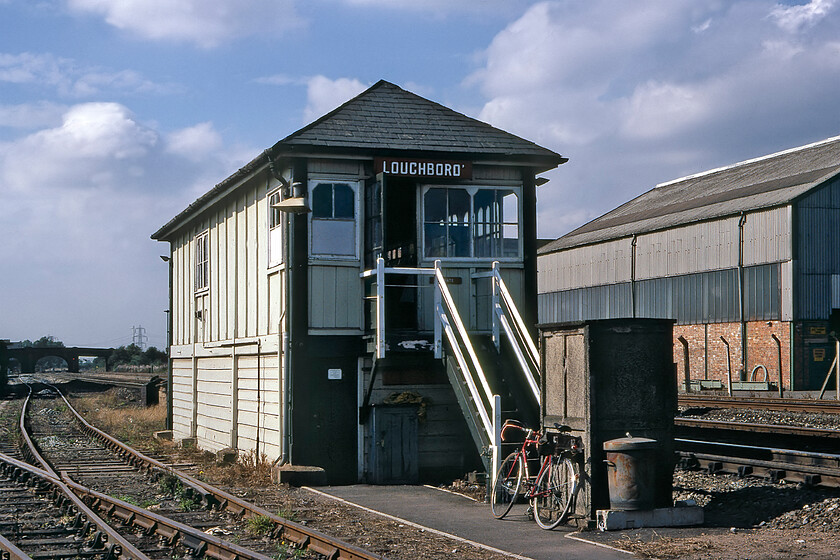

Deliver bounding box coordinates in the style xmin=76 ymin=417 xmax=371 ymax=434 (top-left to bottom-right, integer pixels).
xmin=268 ymin=188 xmax=284 ymax=269
xmin=194 ymin=229 xmax=210 ymax=293
xmin=308 ymin=178 xmax=361 ymax=260
xmin=420 ymin=184 xmax=522 ymax=262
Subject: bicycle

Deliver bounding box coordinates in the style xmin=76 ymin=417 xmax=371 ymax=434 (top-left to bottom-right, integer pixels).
xmin=491 ymin=419 xmax=583 ymax=530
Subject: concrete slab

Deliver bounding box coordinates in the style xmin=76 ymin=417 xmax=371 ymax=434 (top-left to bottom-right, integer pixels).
xmin=272 ymin=464 xmax=328 ymax=486
xmin=308 ymin=485 xmax=631 ymax=560
xmin=597 ymin=506 xmax=704 ymax=531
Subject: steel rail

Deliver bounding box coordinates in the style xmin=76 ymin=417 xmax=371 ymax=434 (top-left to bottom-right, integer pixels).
xmin=0 ymin=532 xmax=31 ymax=560
xmin=49 ymin=385 xmax=386 ymax=560
xmin=678 ymin=393 xmax=840 ymax=414
xmin=0 ymin=450 xmax=150 ymax=560
xmin=61 ymin=475 xmax=276 ymax=560
xmin=18 ymin=390 xmax=279 ymax=560
xmin=19 ymin=386 xmax=57 ymax=475
xmin=675 ymin=417 xmax=840 ymax=439
xmin=676 ymin=438 xmax=840 ymax=487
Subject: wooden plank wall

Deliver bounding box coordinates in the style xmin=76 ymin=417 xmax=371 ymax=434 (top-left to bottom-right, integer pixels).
xmin=170 ymin=356 xmax=194 ymax=441
xmin=166 ymin=168 xmax=286 ymax=458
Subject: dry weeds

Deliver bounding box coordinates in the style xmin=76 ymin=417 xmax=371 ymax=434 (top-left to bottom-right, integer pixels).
xmin=617 ymin=532 xmax=716 ymax=559
xmin=205 ymin=450 xmax=274 ymax=487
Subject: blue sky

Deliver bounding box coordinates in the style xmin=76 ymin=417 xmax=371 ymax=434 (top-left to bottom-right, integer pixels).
xmin=2 ymin=0 xmax=840 ymax=349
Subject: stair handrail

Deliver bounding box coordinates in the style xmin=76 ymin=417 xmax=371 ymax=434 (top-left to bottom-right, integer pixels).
xmin=433 ymin=260 xmax=494 ymax=437
xmin=361 ymin=257 xmax=500 ymax=470
xmin=488 ymin=262 xmax=540 ymax=403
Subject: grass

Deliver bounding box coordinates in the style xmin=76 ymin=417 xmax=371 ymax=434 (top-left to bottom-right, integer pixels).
xmin=69 ymin=392 xmax=167 ymax=450
xmin=273 ymin=543 xmax=306 ymax=559
xmin=158 ymin=474 xmax=202 ymax=511
xmin=112 ymin=494 xmax=160 ymax=508
xmin=67 ymin=390 xmax=300 ymax=519
xmin=246 ymin=514 xmax=275 ymax=536
xmin=276 ymin=507 xmax=300 ymax=522
xmin=205 ymin=449 xmax=273 ymax=487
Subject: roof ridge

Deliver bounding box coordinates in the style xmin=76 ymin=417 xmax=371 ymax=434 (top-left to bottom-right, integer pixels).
xmin=655 ymin=134 xmax=840 ymax=188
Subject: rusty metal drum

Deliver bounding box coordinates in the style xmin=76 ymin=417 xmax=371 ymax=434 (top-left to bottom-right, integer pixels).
xmin=603 ymin=436 xmax=659 ymax=511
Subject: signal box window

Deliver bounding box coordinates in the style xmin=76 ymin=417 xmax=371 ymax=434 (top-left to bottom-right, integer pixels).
xmin=474 ymin=189 xmax=519 ymax=258
xmin=311 ymin=181 xmax=357 ymax=257
xmin=423 ymin=186 xmax=519 ymax=259
xmin=268 ymin=190 xmax=283 ymax=267
xmin=195 ymin=231 xmax=209 ymax=292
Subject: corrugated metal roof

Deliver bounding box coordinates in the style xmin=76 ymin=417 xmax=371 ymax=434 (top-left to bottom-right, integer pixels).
xmin=540 ymin=135 xmax=840 ymax=254
xmin=153 ymin=80 xmax=566 ymax=241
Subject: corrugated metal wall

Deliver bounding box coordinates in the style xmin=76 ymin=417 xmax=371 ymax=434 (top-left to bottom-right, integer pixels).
xmin=538 ymin=238 xmax=631 ymax=293
xmin=539 ymin=207 xmax=792 ymax=293
xmin=538 ymin=205 xmax=793 ymax=325
xmin=795 ymin=177 xmax=840 ymax=320
xmin=539 ymin=264 xmax=781 ymax=325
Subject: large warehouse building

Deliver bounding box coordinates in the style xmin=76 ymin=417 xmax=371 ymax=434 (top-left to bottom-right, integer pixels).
xmin=538 ymin=135 xmax=840 ymax=392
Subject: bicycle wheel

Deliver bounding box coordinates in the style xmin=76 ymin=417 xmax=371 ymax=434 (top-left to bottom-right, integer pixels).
xmin=532 ymin=456 xmax=578 ymax=529
xmin=491 ymin=452 xmax=524 ymax=519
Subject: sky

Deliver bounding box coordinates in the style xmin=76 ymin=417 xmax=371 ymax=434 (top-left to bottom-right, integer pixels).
xmin=2 ymin=0 xmax=840 ymax=350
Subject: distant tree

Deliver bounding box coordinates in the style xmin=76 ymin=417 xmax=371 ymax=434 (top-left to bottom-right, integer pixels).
xmin=34 ymin=336 xmax=64 ymax=348
xmin=108 ymin=344 xmax=166 ymax=370
xmin=20 ymin=336 xmax=65 ymax=349
xmin=20 ymin=336 xmax=67 ymax=371
xmin=143 ymin=347 xmax=167 ymax=365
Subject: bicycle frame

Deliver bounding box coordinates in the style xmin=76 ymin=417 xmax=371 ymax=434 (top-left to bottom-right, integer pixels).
xmin=492 ymin=420 xmax=584 ymax=528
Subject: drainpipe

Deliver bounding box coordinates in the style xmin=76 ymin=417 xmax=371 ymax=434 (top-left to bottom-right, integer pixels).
xmin=771 ymin=333 xmax=783 ymax=397
xmin=630 ymin=235 xmax=638 ymax=318
xmin=165 ymin=248 xmax=173 ymax=430
xmin=265 ymin=150 xmax=293 ymax=465
xmin=738 ymin=212 xmax=747 ymax=381
xmin=678 ymin=336 xmax=691 ymax=393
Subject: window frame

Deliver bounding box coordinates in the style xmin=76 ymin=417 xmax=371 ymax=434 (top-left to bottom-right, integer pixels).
xmin=267 ymin=188 xmax=284 ymax=269
xmin=194 ymin=229 xmax=210 ymax=293
xmin=308 ymin=178 xmax=361 ymax=260
xmin=420 ymin=184 xmax=522 ymax=262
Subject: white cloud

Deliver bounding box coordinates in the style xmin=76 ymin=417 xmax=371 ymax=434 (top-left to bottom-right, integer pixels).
xmin=0 ymin=52 xmax=178 ymax=97
xmin=0 ymin=102 xmax=255 ymax=348
xmin=620 ymin=81 xmax=711 ymax=140
xmin=303 ymin=76 xmax=368 ymax=122
xmin=1 ymin=103 xmax=158 ymax=193
xmin=67 ymin=0 xmax=303 ymax=48
xmin=340 ymin=0 xmax=532 ymax=17
xmin=253 ymin=73 xmax=302 ymax=87
xmin=166 ymin=122 xmax=223 ymax=162
xmin=469 ymin=0 xmax=840 ymax=239
xmin=770 ymin=0 xmax=836 ymax=33
xmin=0 ymin=52 xmax=71 ymax=87
xmin=0 ymin=102 xmax=66 ymax=129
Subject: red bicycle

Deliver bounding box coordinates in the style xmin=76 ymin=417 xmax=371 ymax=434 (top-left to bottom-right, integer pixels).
xmin=490 ymin=419 xmax=582 ymax=529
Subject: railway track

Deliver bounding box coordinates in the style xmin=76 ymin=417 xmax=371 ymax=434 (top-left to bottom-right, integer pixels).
xmin=676 ymin=417 xmax=840 ymax=488
xmin=1 ymin=385 xmax=384 ymax=560
xmin=678 ymin=393 xmax=840 ymax=414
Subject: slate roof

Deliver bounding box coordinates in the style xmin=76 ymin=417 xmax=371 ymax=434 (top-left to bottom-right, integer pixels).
xmin=540 ymin=135 xmax=840 ymax=255
xmin=273 ymin=80 xmax=564 ymax=162
xmin=153 ymin=80 xmax=565 ymax=241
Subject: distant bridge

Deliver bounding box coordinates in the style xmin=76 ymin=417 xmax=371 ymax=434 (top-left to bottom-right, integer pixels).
xmin=2 ymin=343 xmax=112 ymax=374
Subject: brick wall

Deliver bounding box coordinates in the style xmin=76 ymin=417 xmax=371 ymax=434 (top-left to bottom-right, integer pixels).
xmin=674 ymin=321 xmax=791 ymax=389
